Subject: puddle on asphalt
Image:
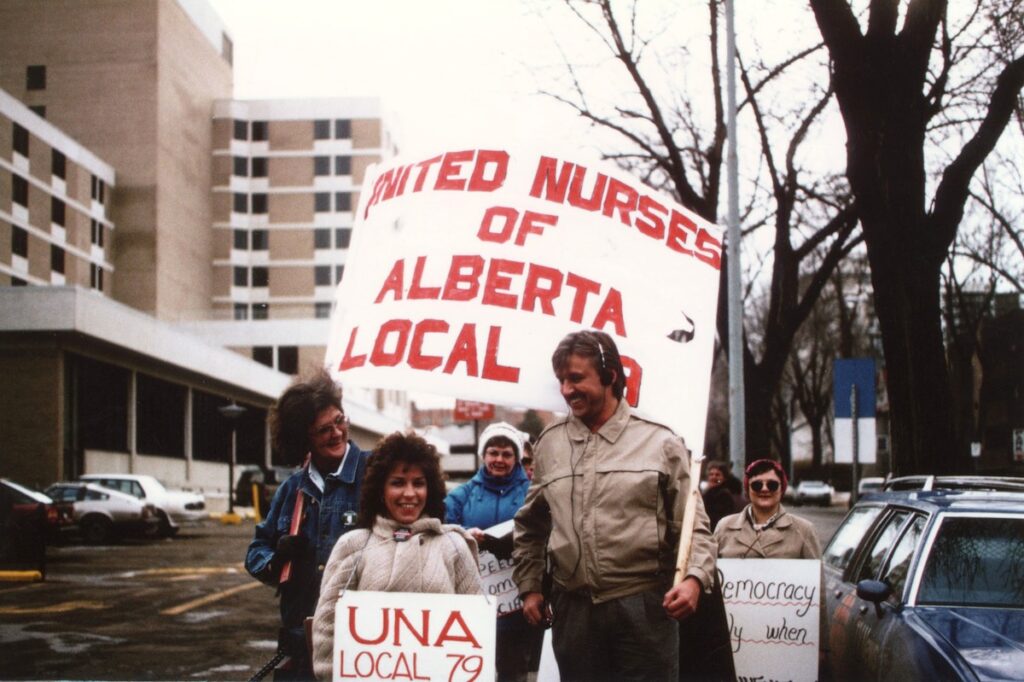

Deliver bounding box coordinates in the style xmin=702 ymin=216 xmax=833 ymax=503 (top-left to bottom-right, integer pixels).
xmin=0 ymin=622 xmax=125 ymax=654
xmin=180 ymin=609 xmax=227 ymax=623
xmin=191 ymin=664 xmax=250 ymax=677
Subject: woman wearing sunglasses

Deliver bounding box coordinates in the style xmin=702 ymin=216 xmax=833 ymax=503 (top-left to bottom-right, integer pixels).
xmin=713 ymin=459 xmax=821 ymax=559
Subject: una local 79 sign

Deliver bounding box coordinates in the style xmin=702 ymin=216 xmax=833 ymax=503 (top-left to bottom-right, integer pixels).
xmin=332 ymin=591 xmax=496 ymax=682
xmin=325 ymin=146 xmax=723 ymax=452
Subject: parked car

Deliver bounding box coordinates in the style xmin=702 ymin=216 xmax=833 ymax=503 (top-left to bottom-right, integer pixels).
xmin=0 ymin=479 xmax=73 ymax=570
xmin=44 ymin=482 xmax=159 ymax=544
xmin=78 ymin=474 xmax=205 ymax=537
xmin=858 ymin=477 xmax=886 ymax=495
xmin=822 ymin=487 xmax=1024 ymax=680
xmin=234 ymin=465 xmax=297 ymax=509
xmin=793 ymin=479 xmax=834 ymax=506
xmin=883 ymin=475 xmax=1024 ymax=493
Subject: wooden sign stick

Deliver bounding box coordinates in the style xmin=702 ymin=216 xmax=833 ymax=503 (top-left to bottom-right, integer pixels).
xmin=673 ymin=452 xmax=705 ymax=586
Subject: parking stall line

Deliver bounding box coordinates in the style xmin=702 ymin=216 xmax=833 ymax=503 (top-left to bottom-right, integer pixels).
xmin=160 ymin=581 xmax=261 ymax=616
xmin=0 ymin=600 xmax=107 ymax=615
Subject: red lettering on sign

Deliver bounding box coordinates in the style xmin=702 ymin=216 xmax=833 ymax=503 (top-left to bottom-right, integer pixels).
xmin=433 ymin=610 xmax=481 ymax=649
xmin=443 ymin=324 xmax=479 ymax=378
xmin=393 ymin=608 xmax=430 ymax=646
xmin=339 ymin=327 xmax=367 ymax=370
xmin=435 ymin=150 xmax=475 ymax=191
xmin=591 ymin=287 xmax=626 ymax=336
xmin=621 ymin=354 xmax=643 ymax=407
xmin=409 ymin=256 xmax=441 ymax=299
xmin=565 ymin=272 xmax=600 ymax=324
xmin=482 ymin=259 xmax=523 ymax=309
xmin=482 ymin=326 xmax=519 ymax=383
xmin=348 ymin=606 xmax=388 ymax=645
xmin=370 ymin=319 xmax=412 ymax=367
xmin=441 ymin=256 xmax=485 ymax=301
xmin=375 ymin=259 xmax=406 ymax=303
xmin=408 ymin=320 xmax=448 ymax=371
xmin=468 ymin=150 xmax=509 ymax=191
xmin=521 ymin=263 xmax=562 ymax=316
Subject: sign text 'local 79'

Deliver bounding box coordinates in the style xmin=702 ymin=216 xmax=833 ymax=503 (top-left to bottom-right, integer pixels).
xmin=332 ymin=591 xmax=496 ymax=682
xmin=324 ymin=147 xmax=723 ymax=450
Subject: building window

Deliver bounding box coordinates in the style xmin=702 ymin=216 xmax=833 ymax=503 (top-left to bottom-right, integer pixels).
xmin=251 ymin=229 xmax=268 ymax=250
xmin=13 ymin=123 xmax=29 ymax=156
xmin=233 ymin=266 xmax=248 ymax=286
xmin=12 ymin=226 xmax=28 ymax=257
xmin=252 ymin=193 xmax=268 ymax=214
xmin=52 ymin=149 xmax=66 ymax=179
xmin=335 ymin=192 xmax=351 ymax=212
xmin=29 ymin=105 xmax=45 ymax=118
xmin=314 ymin=228 xmax=331 ymax=249
xmin=90 ymin=263 xmax=103 ymax=291
xmin=335 ymin=228 xmax=352 ymax=248
xmin=51 ymin=197 xmax=65 ymax=226
xmin=26 ymin=65 xmax=47 ymax=90
xmin=335 ymin=156 xmax=351 ymax=175
xmin=51 ymin=245 xmax=65 ymax=274
xmin=191 ymin=390 xmax=231 ymax=463
xmin=315 ymin=302 xmax=332 ymax=319
xmin=233 ymin=303 xmax=248 ymax=320
xmin=233 ymin=120 xmax=248 ymax=141
xmin=233 ymin=229 xmax=248 ymax=250
xmin=335 ymin=119 xmax=351 ymax=139
xmin=314 ymin=156 xmax=330 ymax=176
xmin=72 ymin=354 xmax=129 ymax=453
xmin=233 ymin=193 xmax=248 ymax=213
xmin=252 ymin=121 xmax=268 ymax=141
xmin=314 ymin=265 xmax=331 ymax=286
xmin=91 ymin=220 xmax=105 ymax=247
xmin=91 ymin=176 xmax=105 ymax=203
xmin=233 ymin=156 xmax=248 ymax=176
xmin=336 ymin=265 xmax=345 ymax=282
xmin=253 ymin=346 xmax=273 ymax=367
xmin=252 ymin=302 xmax=269 ymax=319
xmin=278 ymin=347 xmax=299 ymax=375
xmin=314 ymin=119 xmax=331 ymax=140
xmin=252 ymin=266 xmax=269 ymax=287
xmin=136 ymin=373 xmax=186 ymax=457
xmin=314 ymin=192 xmax=331 ymax=213
xmin=252 ymin=157 xmax=268 ymax=177
xmin=12 ymin=175 xmax=28 ymax=207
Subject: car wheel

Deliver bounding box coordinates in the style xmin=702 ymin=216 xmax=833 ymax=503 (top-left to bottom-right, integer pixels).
xmin=157 ymin=511 xmax=179 ymax=538
xmin=81 ymin=516 xmax=112 ymax=545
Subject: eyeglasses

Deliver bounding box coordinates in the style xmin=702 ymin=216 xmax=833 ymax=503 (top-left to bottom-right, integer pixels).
xmin=750 ymin=479 xmax=781 ymax=493
xmin=311 ymin=414 xmax=347 ymax=439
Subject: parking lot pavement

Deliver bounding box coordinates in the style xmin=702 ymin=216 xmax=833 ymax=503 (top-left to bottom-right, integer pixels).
xmin=0 ymin=520 xmax=282 ymax=681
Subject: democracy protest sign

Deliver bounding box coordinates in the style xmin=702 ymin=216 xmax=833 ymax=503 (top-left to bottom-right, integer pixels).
xmin=332 ymin=591 xmax=496 ymax=682
xmin=719 ymin=559 xmax=821 ymax=682
xmin=324 ymin=147 xmax=723 ymax=450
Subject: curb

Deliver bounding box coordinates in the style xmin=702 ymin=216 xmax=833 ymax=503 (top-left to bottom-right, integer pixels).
xmin=0 ymin=570 xmax=43 ymax=582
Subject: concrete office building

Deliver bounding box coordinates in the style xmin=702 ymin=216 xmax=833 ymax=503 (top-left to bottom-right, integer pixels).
xmin=0 ymin=0 xmax=412 ymax=500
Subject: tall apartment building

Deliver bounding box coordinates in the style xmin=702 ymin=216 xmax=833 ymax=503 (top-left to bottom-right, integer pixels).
xmin=0 ymin=90 xmax=114 ymax=291
xmin=0 ymin=0 xmax=413 ymax=495
xmin=0 ymin=0 xmax=233 ymax=321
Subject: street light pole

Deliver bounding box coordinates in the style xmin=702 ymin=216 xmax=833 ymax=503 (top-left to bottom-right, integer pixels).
xmin=218 ymin=403 xmax=246 ymax=515
xmin=725 ymin=0 xmax=745 ymax=474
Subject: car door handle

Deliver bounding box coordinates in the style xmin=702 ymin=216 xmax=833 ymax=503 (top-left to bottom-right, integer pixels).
xmin=859 ymin=605 xmax=869 ymax=615
xmin=835 ymin=591 xmax=842 ymax=599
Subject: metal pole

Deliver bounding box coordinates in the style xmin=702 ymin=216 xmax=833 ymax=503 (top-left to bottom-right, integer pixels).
xmin=725 ymin=0 xmax=745 ymax=472
xmin=228 ymin=427 xmax=236 ymax=515
xmin=851 ymin=384 xmax=859 ymax=505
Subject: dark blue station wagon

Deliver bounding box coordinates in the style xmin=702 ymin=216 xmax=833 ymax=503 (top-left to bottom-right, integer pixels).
xmin=822 ymin=488 xmax=1024 ymax=681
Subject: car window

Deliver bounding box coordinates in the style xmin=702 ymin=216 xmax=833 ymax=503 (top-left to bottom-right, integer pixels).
xmin=917 ymin=516 xmax=1024 ymax=607
xmin=823 ymin=505 xmax=884 ymax=572
xmin=47 ymin=487 xmax=77 ymax=502
xmin=855 ymin=510 xmax=910 ymax=583
xmin=84 ymin=489 xmax=108 ymax=501
xmin=131 ymin=481 xmax=145 ymax=498
xmin=881 ymin=515 xmax=927 ymax=602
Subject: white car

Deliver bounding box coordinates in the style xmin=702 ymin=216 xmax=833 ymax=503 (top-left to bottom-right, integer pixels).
xmin=793 ymin=480 xmax=835 ymax=506
xmin=79 ymin=474 xmax=206 ymax=537
xmin=44 ymin=482 xmax=159 ymax=544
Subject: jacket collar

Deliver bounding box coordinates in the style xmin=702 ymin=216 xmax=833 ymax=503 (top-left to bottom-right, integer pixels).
xmin=730 ymin=504 xmax=793 ymax=530
xmin=566 ymin=396 xmax=630 ymax=443
xmin=301 ymin=441 xmax=363 ymax=497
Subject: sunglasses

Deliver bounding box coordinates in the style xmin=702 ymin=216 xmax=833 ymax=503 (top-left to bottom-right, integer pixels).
xmin=750 ymin=479 xmax=781 ymax=493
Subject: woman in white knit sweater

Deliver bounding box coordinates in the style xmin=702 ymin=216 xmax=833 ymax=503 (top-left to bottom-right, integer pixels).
xmin=311 ymin=432 xmax=482 ymax=680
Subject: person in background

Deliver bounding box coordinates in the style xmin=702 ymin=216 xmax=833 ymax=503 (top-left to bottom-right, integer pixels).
xmin=445 ymin=421 xmax=536 ymax=682
xmin=702 ymin=460 xmax=743 ymax=531
xmin=514 ymin=330 xmax=716 ymax=682
xmin=714 ymin=458 xmax=821 ymax=559
xmin=311 ymin=432 xmax=481 ymax=681
xmin=245 ymin=370 xmax=370 ymax=680
xmin=520 ymin=440 xmax=536 ymax=480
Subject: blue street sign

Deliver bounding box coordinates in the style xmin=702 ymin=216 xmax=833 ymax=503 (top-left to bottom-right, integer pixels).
xmin=834 ymin=358 xmax=876 ymax=418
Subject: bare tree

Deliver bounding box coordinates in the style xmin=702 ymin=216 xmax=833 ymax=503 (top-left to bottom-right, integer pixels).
xmin=810 ymin=0 xmax=1024 ymax=474
xmin=542 ymin=0 xmax=859 ymax=458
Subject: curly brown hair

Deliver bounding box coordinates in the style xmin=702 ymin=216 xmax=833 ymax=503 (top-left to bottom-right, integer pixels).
xmin=270 ymin=369 xmax=342 ymax=465
xmin=358 ymin=432 xmax=447 ymax=527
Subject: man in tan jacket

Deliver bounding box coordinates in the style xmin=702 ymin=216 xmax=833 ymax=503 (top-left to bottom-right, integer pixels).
xmin=513 ymin=330 xmax=716 ymax=681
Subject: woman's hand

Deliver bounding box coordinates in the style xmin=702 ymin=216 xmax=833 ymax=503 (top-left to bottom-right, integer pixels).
xmin=663 ymin=576 xmax=702 ymax=620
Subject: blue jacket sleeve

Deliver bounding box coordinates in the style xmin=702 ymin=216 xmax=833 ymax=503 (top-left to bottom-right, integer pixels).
xmin=245 ymin=482 xmax=291 ymax=585
xmin=444 ymin=485 xmax=467 ymax=527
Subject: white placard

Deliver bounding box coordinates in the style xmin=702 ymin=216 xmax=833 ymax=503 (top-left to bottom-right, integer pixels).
xmin=477 ymin=550 xmax=521 ymax=616
xmin=325 ymin=146 xmax=723 ymax=451
xmin=332 ymin=591 xmax=496 ymax=682
xmin=719 ymin=559 xmax=821 ymax=682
